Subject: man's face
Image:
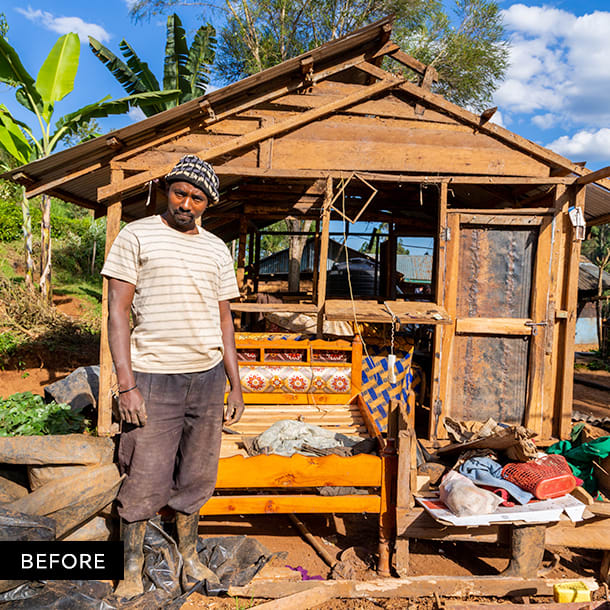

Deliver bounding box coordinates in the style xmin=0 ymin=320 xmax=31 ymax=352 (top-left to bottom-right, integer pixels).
xmin=165 ymin=181 xmax=209 ymax=231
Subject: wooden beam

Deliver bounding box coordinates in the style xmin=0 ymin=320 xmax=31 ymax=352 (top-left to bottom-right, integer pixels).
xmin=251 ymin=586 xmax=341 ymax=610
xmin=213 ymin=166 xmax=573 ymax=185
xmin=547 ymin=186 xmax=569 ymax=438
xmin=98 ymin=77 xmax=406 ymax=202
xmin=458 ymin=214 xmax=543 ymax=226
xmin=229 ymin=576 xmax=598 ymax=600
xmin=236 ymin=216 xmax=248 ymax=291
xmin=431 ymin=212 xmax=460 ymax=439
xmin=558 ymin=186 xmax=586 ymax=438
xmin=215 ymin=453 xmax=381 ymax=488
xmin=200 ymin=494 xmax=380 ymax=515
xmin=388 ymin=49 xmax=438 ymax=81
xmin=524 ymin=214 xmax=554 ymax=436
xmin=455 ymin=318 xmax=533 ymax=335
xmin=575 ymin=165 xmax=610 ymax=185
xmin=317 ymin=177 xmax=332 ymax=337
xmin=429 ymin=183 xmax=448 ymax=438
xmin=449 ymin=207 xmax=554 ymax=215
xmin=230 ymin=303 xmax=317 ymax=313
xmin=26 ymin=163 xmax=103 ymax=199
xmin=97 ymin=170 xmax=123 ymax=436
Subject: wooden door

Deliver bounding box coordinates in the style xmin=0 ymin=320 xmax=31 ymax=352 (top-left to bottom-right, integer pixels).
xmin=431 ymin=211 xmax=554 ymax=438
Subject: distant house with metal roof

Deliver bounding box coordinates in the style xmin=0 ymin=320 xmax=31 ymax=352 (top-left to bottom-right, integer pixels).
xmin=396 ymin=255 xmax=433 ymax=284
xmin=576 ymin=256 xmax=610 ymax=349
xmin=259 ymin=237 xmax=370 ymax=275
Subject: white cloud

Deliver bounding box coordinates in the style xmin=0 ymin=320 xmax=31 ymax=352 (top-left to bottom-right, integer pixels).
xmin=547 ymin=128 xmax=610 ymax=160
xmin=124 ymin=0 xmax=138 ymax=7
xmin=128 ymin=107 xmax=146 ymax=122
xmin=495 ymin=5 xmax=610 ymax=128
xmin=16 ymin=7 xmax=111 ymax=43
xmin=532 ymin=113 xmax=559 ymax=130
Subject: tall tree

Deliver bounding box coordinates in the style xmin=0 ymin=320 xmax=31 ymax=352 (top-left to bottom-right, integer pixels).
xmin=129 ymin=0 xmax=508 ymax=110
xmin=0 ymin=33 xmax=176 ymax=302
xmin=89 ymin=14 xmax=216 ymax=117
xmin=0 ymin=12 xmax=8 ymax=39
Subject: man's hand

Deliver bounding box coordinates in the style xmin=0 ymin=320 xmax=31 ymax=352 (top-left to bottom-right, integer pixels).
xmin=118 ymin=388 xmax=148 ymax=426
xmin=224 ymin=388 xmax=244 ymax=426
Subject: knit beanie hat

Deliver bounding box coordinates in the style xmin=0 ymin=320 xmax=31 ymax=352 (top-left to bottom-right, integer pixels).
xmin=165 ymin=155 xmax=220 ymax=203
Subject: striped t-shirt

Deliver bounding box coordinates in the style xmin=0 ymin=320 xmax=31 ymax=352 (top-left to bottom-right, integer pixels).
xmin=101 ymin=215 xmax=240 ymax=373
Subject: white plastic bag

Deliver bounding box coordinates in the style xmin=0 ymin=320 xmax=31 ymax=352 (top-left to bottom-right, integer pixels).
xmin=439 ymin=470 xmax=503 ymax=516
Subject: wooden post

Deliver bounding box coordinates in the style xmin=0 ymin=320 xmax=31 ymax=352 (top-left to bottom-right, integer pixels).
xmin=430 ymin=211 xmax=459 ymax=440
xmin=557 ymin=185 xmax=586 ymax=439
xmin=236 ymin=216 xmax=248 ymax=291
xmin=316 ymin=177 xmax=332 ymax=337
xmin=543 ymin=185 xmax=568 ymax=439
xmin=254 ymin=230 xmax=261 ymax=294
xmin=378 ymin=436 xmax=397 ymax=577
xmin=430 ymin=184 xmax=448 ymax=432
xmin=312 ymin=219 xmax=320 ymax=303
xmin=395 ymin=427 xmax=417 ymax=577
xmin=97 ymin=171 xmax=123 ymax=436
xmin=524 ymin=214 xmax=554 ymax=437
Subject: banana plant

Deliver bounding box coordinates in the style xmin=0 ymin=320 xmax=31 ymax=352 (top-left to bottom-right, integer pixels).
xmin=0 ymin=32 xmax=179 ymax=302
xmin=89 ymin=13 xmax=216 ymax=117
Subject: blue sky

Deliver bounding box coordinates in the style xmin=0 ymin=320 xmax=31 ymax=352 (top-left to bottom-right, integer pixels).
xmin=2 ymin=0 xmax=609 ymax=171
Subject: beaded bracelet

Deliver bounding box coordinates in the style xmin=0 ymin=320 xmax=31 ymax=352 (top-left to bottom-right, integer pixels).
xmin=118 ymin=385 xmax=138 ymax=395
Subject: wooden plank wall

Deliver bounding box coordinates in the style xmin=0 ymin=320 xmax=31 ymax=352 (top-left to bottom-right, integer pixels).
xmin=115 ymin=81 xmax=552 ymax=180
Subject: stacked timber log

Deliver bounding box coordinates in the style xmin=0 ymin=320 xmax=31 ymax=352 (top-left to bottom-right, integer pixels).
xmin=0 ymin=434 xmax=121 ymax=542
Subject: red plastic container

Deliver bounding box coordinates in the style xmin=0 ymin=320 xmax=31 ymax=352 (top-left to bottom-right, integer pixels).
xmin=502 ymin=454 xmax=577 ymax=500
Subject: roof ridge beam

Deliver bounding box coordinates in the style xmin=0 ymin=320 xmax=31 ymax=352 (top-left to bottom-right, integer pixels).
xmin=98 ymin=76 xmax=406 ymax=202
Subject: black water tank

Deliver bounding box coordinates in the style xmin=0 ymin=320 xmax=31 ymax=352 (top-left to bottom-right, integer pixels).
xmin=326 ymin=257 xmax=377 ymax=298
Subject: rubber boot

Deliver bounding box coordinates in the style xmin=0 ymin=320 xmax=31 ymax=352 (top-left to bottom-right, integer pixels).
xmin=501 ymin=524 xmax=546 ymax=577
xmin=114 ymin=519 xmax=147 ymax=599
xmin=175 ymin=512 xmax=219 ymax=583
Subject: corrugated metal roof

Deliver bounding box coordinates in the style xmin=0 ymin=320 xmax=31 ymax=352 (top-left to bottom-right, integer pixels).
xmin=396 ymin=255 xmax=433 ymax=283
xmin=579 ymin=256 xmax=610 ymax=292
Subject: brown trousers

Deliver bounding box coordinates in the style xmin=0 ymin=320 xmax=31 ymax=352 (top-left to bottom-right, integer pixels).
xmin=116 ymin=363 xmax=226 ymax=522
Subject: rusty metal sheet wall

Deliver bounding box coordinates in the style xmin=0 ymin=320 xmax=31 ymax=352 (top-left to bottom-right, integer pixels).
xmin=450 ymin=335 xmax=530 ymax=424
xmin=456 ymin=226 xmax=536 ymax=318
xmin=450 ymin=225 xmax=537 ymax=424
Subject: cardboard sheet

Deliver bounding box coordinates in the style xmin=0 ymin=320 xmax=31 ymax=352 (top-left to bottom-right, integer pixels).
xmin=415 ymin=493 xmax=586 ymax=526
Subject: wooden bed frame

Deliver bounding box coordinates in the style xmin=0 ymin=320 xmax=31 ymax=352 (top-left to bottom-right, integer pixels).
xmin=199 ymin=334 xmax=397 ymax=575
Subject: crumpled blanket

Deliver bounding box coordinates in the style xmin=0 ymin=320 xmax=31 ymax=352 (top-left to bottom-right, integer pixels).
xmin=249 ymin=420 xmax=366 ymax=457
xmin=459 ymin=456 xmax=533 ymax=505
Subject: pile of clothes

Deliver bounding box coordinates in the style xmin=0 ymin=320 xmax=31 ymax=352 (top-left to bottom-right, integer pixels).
xmin=432 ymin=417 xmax=610 ymax=517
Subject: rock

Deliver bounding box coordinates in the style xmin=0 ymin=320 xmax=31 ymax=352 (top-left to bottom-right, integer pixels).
xmin=44 ymin=365 xmax=100 ymax=412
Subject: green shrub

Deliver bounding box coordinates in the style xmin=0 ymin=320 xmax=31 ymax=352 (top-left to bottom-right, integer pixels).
xmin=0 ymin=332 xmax=21 ymax=360
xmin=0 ymin=392 xmax=90 ymax=436
xmin=54 ymin=220 xmax=106 ymax=277
xmin=0 ymin=199 xmax=23 ymax=242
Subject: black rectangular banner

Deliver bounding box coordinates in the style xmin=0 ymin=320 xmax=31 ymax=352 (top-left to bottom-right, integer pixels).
xmin=0 ymin=541 xmax=124 ymax=580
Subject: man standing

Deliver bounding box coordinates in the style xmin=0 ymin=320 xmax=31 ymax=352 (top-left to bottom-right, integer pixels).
xmin=102 ymin=155 xmax=244 ymax=598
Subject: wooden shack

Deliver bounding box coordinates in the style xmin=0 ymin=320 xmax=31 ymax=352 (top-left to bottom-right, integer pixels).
xmin=4 ymin=17 xmax=610 ymax=443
